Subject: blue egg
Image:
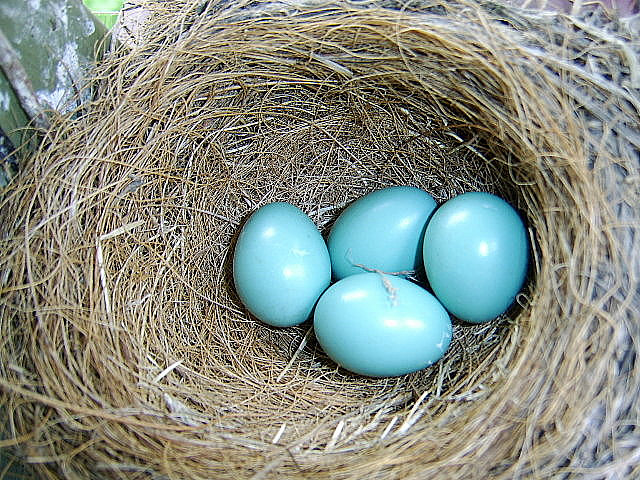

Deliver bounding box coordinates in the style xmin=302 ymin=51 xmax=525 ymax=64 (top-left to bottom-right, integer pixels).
xmin=314 ymin=273 xmax=452 ymax=377
xmin=233 ymin=202 xmax=331 ymax=327
xmin=328 ymin=186 xmax=437 ymax=280
xmin=422 ymin=192 xmax=529 ymax=324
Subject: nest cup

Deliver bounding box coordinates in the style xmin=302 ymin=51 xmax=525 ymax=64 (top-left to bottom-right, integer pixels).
xmin=1 ymin=1 xmax=638 ymax=478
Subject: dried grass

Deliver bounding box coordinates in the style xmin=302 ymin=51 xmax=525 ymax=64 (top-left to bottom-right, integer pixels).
xmin=1 ymin=1 xmax=638 ymax=478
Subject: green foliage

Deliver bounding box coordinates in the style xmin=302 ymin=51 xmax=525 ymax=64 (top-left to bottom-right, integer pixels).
xmin=83 ymin=0 xmax=124 ymax=29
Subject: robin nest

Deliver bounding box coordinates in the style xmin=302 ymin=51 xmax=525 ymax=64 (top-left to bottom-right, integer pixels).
xmin=0 ymin=1 xmax=638 ymax=478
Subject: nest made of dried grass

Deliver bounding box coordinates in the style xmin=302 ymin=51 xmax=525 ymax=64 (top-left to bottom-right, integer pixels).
xmin=1 ymin=1 xmax=639 ymax=478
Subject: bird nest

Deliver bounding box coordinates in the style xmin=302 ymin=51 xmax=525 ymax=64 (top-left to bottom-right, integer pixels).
xmin=1 ymin=1 xmax=638 ymax=478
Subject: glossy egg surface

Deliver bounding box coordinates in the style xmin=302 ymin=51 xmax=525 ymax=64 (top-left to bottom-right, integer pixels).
xmin=327 ymin=186 xmax=437 ymax=280
xmin=233 ymin=202 xmax=331 ymax=327
xmin=423 ymin=192 xmax=529 ymax=323
xmin=314 ymin=273 xmax=452 ymax=377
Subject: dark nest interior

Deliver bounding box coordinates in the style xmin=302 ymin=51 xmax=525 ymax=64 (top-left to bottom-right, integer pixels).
xmin=0 ymin=1 xmax=638 ymax=479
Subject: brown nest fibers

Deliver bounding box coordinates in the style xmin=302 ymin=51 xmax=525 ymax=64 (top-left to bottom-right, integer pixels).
xmin=1 ymin=1 xmax=638 ymax=478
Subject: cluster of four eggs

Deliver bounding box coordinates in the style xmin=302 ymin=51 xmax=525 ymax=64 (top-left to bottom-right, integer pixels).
xmin=233 ymin=187 xmax=529 ymax=377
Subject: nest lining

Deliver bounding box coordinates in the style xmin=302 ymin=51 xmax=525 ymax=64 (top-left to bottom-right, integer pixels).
xmin=0 ymin=1 xmax=638 ymax=479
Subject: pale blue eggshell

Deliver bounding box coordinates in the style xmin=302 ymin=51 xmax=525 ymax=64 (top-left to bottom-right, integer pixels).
xmin=423 ymin=192 xmax=529 ymax=324
xmin=313 ymin=273 xmax=452 ymax=377
xmin=328 ymin=186 xmax=437 ymax=280
xmin=233 ymin=202 xmax=331 ymax=327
